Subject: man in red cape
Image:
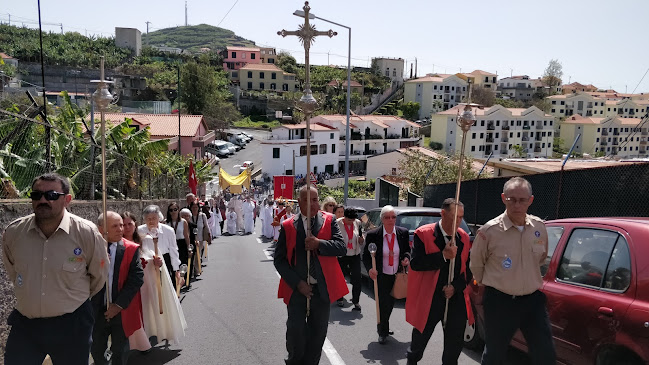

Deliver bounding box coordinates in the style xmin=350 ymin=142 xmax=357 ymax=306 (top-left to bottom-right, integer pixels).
xmin=274 ymin=185 xmax=348 ymax=365
xmin=405 ymin=199 xmax=474 ymax=365
xmin=92 ymin=211 xmax=144 ymax=365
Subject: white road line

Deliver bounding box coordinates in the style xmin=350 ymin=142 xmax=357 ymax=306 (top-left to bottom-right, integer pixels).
xmin=257 ymin=238 xmax=263 ymax=244
xmin=262 ymin=248 xmax=346 ymax=365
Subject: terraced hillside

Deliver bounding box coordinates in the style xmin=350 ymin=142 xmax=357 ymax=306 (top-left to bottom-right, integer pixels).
xmin=142 ymin=24 xmax=257 ymax=53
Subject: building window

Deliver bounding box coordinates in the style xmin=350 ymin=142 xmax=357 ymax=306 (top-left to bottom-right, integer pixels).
xmin=251 ymin=53 xmax=256 ymax=59
xmin=450 ymin=131 xmax=453 ymax=134
xmin=471 ymin=146 xmax=475 ymax=151
xmin=320 ymin=144 xmax=327 ymax=154
xmin=434 ymin=85 xmax=438 ymax=90
xmin=270 ymin=83 xmax=276 ymax=90
xmin=248 ymin=71 xmax=253 ymax=78
xmin=480 ymin=121 xmax=485 ymax=126
xmin=332 ymin=144 xmax=336 ymax=154
xmin=300 ymin=146 xmax=307 ymax=156
xmin=260 ymin=72 xmax=265 ymax=79
xmin=260 ymin=82 xmax=265 ymax=90
xmin=283 ymin=84 xmax=289 ymax=91
xmin=311 ymin=145 xmax=318 ymax=155
xmin=272 ymin=73 xmax=277 ymax=79
xmin=242 ymin=53 xmax=246 ymax=59
xmin=273 ymin=148 xmax=280 ymax=158
xmin=480 ymin=133 xmax=484 ymax=139
xmin=393 ymin=69 xmax=397 ymax=76
xmin=385 ymin=70 xmax=389 ymax=77
xmin=330 ymin=133 xmax=334 ymax=139
xmin=232 ymin=52 xmax=236 ymax=58
xmin=472 ymin=133 xmax=476 ymax=139
xmin=247 ymin=82 xmax=252 ymax=89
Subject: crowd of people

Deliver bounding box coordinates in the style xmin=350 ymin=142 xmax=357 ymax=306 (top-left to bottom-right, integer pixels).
xmin=2 ymin=172 xmax=554 ymax=365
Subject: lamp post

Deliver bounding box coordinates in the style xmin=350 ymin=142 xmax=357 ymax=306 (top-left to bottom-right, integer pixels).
xmin=279 ymin=1 xmax=336 ymax=317
xmin=92 ymin=56 xmax=113 ymax=309
xmin=293 ymin=8 xmax=351 ymax=205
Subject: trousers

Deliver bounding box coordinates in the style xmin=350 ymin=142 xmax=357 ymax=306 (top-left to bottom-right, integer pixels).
xmin=285 ymin=285 xmax=330 ymax=365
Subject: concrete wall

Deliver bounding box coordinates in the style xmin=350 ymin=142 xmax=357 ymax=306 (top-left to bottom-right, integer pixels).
xmin=0 ymin=198 xmax=179 ymax=361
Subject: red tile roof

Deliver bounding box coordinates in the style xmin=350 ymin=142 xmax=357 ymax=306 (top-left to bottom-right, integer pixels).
xmin=94 ymin=113 xmax=206 ymax=137
xmin=468 ymin=69 xmax=497 ymax=76
xmin=280 ymin=122 xmax=338 ymax=131
xmin=0 ymin=52 xmax=15 ymax=59
xmin=239 ymin=63 xmax=284 ymax=72
xmin=226 ymin=46 xmax=260 ymax=52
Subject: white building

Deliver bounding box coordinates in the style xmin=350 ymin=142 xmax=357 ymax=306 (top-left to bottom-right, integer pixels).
xmin=261 ymin=114 xmax=421 ymax=177
xmin=497 ymin=75 xmax=535 ymax=101
xmin=260 ymin=123 xmax=340 ymax=177
xmin=373 ymin=57 xmax=405 ymax=85
xmin=548 ymin=92 xmax=649 ymax=119
xmin=404 ymin=73 xmax=468 ymax=119
xmin=430 ymin=104 xmax=556 ymax=158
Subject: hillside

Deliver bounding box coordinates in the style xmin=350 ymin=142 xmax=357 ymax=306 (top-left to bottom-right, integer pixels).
xmin=142 ymin=24 xmax=256 ymax=53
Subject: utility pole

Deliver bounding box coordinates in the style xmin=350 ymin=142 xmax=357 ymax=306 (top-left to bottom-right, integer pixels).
xmin=185 ymin=1 xmax=188 ymax=26
xmin=327 ymin=51 xmax=329 ymax=65
xmin=177 ymin=64 xmax=182 ymax=156
xmin=8 ymin=14 xmax=10 ymax=26
xmin=60 ymin=23 xmax=63 ymax=34
xmin=145 ymin=21 xmax=151 ymax=34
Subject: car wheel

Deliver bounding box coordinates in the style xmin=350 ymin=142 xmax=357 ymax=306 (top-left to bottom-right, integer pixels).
xmin=596 ymin=347 xmax=643 ymax=365
xmin=463 ymin=305 xmax=484 ymax=351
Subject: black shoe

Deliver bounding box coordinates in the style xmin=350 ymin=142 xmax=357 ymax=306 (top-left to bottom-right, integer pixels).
xmin=352 ymin=303 xmax=361 ymax=311
xmin=378 ymin=335 xmax=387 ymax=345
xmin=337 ymin=299 xmax=344 ymax=307
xmin=406 ymin=360 xmax=417 ymax=365
xmin=388 ymin=330 xmax=394 ymax=335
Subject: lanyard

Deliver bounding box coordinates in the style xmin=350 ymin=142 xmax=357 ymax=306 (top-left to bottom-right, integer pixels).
xmin=344 ymin=222 xmax=354 ymax=249
xmin=386 ymin=232 xmax=395 ymax=266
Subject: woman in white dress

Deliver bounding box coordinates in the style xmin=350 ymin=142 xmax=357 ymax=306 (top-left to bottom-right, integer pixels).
xmin=226 ymin=207 xmax=238 ymax=235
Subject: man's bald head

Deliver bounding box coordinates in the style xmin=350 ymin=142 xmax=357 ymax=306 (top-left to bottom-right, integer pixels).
xmin=98 ymin=211 xmax=124 ymax=242
xmin=298 ymin=185 xmax=319 ymax=217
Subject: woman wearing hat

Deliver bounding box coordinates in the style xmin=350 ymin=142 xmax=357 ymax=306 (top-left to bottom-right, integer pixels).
xmin=336 ymin=207 xmax=364 ymax=311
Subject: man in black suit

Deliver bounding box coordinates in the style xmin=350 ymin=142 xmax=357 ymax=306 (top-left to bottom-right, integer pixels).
xmin=363 ymin=205 xmax=411 ymax=344
xmin=91 ymin=211 xmax=144 ymax=365
xmin=274 ymin=185 xmax=348 ymax=365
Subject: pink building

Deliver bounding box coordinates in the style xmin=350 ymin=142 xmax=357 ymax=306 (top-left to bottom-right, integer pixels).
xmin=221 ymin=46 xmax=261 ymax=71
xmin=100 ymin=113 xmax=215 ymax=160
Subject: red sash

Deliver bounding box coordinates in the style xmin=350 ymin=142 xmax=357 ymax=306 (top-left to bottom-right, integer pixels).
xmin=118 ymin=239 xmax=144 ymax=337
xmin=405 ymin=223 xmax=474 ymax=333
xmin=277 ymin=212 xmax=349 ymax=304
xmin=344 ymin=222 xmax=354 ymax=250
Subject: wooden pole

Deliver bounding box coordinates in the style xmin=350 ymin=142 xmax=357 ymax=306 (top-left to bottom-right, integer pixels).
xmin=186 ymin=244 xmax=192 ymax=289
xmin=153 ymin=238 xmax=164 ymax=314
xmin=369 ymin=243 xmax=380 ymax=324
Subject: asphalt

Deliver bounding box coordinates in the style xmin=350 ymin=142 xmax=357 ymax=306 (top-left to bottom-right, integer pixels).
xmin=127 ymin=220 xmax=531 ymax=365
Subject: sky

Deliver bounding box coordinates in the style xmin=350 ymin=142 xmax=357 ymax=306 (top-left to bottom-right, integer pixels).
xmin=2 ymin=0 xmax=649 ymax=93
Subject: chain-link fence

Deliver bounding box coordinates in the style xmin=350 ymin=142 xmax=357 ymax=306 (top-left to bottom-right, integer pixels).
xmin=0 ymin=109 xmax=186 ymax=201
xmin=423 ymin=163 xmax=649 ymax=225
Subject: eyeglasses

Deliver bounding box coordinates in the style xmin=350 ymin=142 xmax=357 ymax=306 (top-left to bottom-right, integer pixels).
xmin=29 ymin=190 xmax=66 ymax=201
xmin=505 ymin=197 xmax=530 ymax=205
xmin=170 ymin=208 xmax=179 ymax=212
xmin=327 ymin=203 xmax=336 ymax=207
xmin=383 ymin=215 xmax=397 ymax=220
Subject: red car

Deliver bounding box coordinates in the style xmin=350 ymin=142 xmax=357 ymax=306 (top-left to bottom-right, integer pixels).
xmin=465 ymin=217 xmax=649 ymax=365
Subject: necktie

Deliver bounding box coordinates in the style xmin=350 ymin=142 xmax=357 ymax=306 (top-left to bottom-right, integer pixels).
xmin=386 ymin=233 xmax=395 ymax=266
xmin=344 ymin=223 xmax=354 ymax=249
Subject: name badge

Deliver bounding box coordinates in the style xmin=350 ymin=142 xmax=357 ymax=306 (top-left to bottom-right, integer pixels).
xmin=502 ymin=256 xmax=512 ymax=270
xmin=16 ymin=274 xmax=23 ymax=287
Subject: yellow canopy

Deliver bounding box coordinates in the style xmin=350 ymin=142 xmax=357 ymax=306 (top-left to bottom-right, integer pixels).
xmin=219 ymin=168 xmax=251 ymax=192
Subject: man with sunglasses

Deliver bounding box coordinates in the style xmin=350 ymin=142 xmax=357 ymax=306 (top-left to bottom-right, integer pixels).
xmin=470 ymin=177 xmax=555 ymax=365
xmin=2 ymin=173 xmax=108 ymax=365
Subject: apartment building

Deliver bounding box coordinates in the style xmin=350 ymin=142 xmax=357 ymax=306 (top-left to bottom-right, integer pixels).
xmin=430 ymin=104 xmax=556 ymax=158
xmin=497 ymin=75 xmax=535 ymax=101
xmin=460 ymin=70 xmax=498 ymax=90
xmin=372 ymin=57 xmax=405 ymax=85
xmin=548 ymin=92 xmax=649 ymax=119
xmin=562 ymin=82 xmax=598 ymax=94
xmin=261 ymin=123 xmax=340 ymax=177
xmin=261 ymin=114 xmax=421 ymax=176
xmin=221 ymin=46 xmax=262 ymax=72
xmin=259 ymin=47 xmax=277 ymax=64
xmin=404 ymin=74 xmax=468 ymax=119
xmin=234 ymin=64 xmax=299 ymax=92
xmin=560 ymin=114 xmax=648 ymax=157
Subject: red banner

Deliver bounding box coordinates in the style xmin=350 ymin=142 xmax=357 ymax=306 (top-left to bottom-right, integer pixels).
xmin=273 ymin=175 xmax=294 ymax=200
xmin=188 ymin=160 xmax=197 ymax=195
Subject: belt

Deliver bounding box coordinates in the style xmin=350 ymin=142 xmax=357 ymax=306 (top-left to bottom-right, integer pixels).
xmin=488 ymin=286 xmax=536 ymax=299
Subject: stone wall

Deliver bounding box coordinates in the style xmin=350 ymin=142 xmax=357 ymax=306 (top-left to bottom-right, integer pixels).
xmin=0 ymin=198 xmax=179 ymax=361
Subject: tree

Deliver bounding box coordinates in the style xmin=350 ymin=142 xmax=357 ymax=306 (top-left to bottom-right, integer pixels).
xmin=397 ymin=150 xmax=477 ymax=196
xmin=276 ymin=51 xmax=298 ymax=75
xmin=399 ymin=101 xmax=420 ymax=121
xmin=511 ymin=144 xmax=526 ymax=158
xmin=466 ymin=87 xmax=495 ymax=107
xmin=494 ymin=98 xmax=524 ymax=108
xmin=431 ymin=99 xmax=444 ymax=114
xmin=181 ymin=61 xmax=230 ymax=115
xmin=553 ymin=136 xmax=567 ymax=157
xmin=428 ymin=140 xmax=443 ymax=150
xmin=542 ymin=59 xmax=563 ymax=96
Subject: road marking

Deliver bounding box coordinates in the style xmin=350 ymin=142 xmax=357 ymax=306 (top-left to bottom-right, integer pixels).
xmin=262 ymin=247 xmax=346 ymax=365
xmin=257 ymin=238 xmax=263 ymax=244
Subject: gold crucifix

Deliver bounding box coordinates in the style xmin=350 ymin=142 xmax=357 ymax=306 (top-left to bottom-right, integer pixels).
xmin=277 ymin=1 xmax=336 ymax=317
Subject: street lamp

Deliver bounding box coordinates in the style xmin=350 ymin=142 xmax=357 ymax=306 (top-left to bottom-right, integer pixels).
xmin=293 ymin=9 xmax=352 ymax=205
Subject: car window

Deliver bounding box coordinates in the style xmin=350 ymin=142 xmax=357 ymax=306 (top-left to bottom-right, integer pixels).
xmin=603 ymin=238 xmax=631 ymax=291
xmin=557 ymin=228 xmax=619 ymax=288
xmin=541 ymin=226 xmax=564 ymax=276
xmin=397 ymin=214 xmax=439 ymax=232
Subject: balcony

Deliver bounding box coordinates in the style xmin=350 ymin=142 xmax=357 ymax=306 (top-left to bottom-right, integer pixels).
xmin=642 ymin=130 xmax=648 ymax=136
xmin=612 ymin=139 xmax=619 ymax=146
xmin=601 ymin=130 xmax=608 ymax=136
xmin=613 ymin=131 xmax=620 ymax=136
xmin=501 ymin=137 xmax=509 ymax=142
xmin=534 ymin=147 xmax=542 ymax=152
xmin=487 ymin=124 xmax=495 ymax=130
xmin=192 ymin=130 xmax=216 ymax=147
xmin=640 ymin=150 xmax=647 ymax=155
xmin=523 ymin=125 xmax=531 ymax=130
xmin=640 ymin=139 xmax=647 ymax=145
xmin=535 ymin=135 xmax=543 ymax=141
xmin=502 ymin=125 xmax=510 ymax=130
xmin=536 ymin=124 xmax=543 ymax=129
xmin=600 ymin=140 xmax=607 ymax=146
xmin=522 ymin=137 xmax=530 ymax=141
xmin=486 ymin=137 xmax=494 ymax=143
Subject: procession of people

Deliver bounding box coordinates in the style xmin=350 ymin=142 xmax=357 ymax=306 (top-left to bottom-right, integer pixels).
xmin=1 ymin=172 xmax=553 ymax=365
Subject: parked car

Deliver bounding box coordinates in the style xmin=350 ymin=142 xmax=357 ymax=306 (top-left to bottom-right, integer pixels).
xmin=228 ymin=133 xmax=247 ymax=147
xmin=237 ymin=133 xmax=252 ymax=143
xmin=207 ymin=141 xmax=232 ymax=157
xmin=465 ymin=217 xmax=649 ymax=365
xmin=224 ymin=141 xmax=240 ymax=153
xmin=239 ymin=131 xmax=253 ymax=141
xmin=239 ymin=160 xmax=255 ymax=174
xmin=360 ymin=207 xmax=474 ymax=278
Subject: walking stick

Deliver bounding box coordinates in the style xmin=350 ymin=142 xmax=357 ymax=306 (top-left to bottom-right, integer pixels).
xmin=153 ymin=237 xmax=164 ymax=315
xmin=443 ymin=99 xmax=476 ymax=327
xmin=196 ymin=240 xmax=202 ymax=275
xmin=186 ymin=244 xmax=193 ymax=288
xmin=368 ymin=243 xmax=380 ymax=324
xmin=177 ymin=264 xmax=187 ymax=298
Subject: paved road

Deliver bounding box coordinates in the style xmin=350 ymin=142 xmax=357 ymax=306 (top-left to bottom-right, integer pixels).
xmin=128 ymin=220 xmax=532 ymax=365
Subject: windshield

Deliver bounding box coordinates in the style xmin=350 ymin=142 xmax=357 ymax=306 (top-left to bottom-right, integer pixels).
xmin=368 ymin=212 xmax=473 ymax=237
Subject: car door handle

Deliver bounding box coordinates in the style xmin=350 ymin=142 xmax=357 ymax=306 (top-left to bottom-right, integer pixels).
xmin=598 ymin=307 xmax=614 ymax=316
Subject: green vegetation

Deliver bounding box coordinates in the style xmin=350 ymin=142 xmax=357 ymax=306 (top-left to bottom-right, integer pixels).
xmin=142 ymin=24 xmax=256 ymax=53
xmin=0 ymin=24 xmax=131 ymax=68
xmin=399 ymin=101 xmax=420 ymax=121
xmin=428 ymin=140 xmax=443 ymax=150
xmin=233 ymin=117 xmax=281 ymax=129
xmin=317 ymin=179 xmax=376 ymax=202
xmin=397 ymin=150 xmax=477 ymax=196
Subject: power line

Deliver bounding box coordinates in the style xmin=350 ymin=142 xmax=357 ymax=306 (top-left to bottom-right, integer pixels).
xmin=217 ymin=0 xmax=239 ymax=27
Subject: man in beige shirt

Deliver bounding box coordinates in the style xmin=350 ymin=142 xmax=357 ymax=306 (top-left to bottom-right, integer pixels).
xmin=2 ymin=173 xmax=108 ymax=365
xmin=470 ymin=177 xmax=555 ymax=365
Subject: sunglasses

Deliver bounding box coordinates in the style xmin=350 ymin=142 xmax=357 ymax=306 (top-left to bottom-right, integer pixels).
xmin=170 ymin=208 xmax=179 ymax=212
xmin=29 ymin=190 xmax=66 ymax=201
